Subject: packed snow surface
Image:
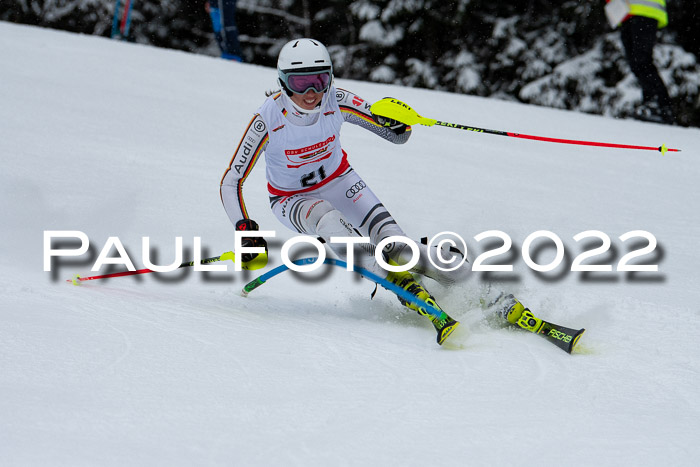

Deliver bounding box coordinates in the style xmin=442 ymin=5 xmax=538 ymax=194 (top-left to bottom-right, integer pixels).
xmin=1 ymin=22 xmax=699 ymax=466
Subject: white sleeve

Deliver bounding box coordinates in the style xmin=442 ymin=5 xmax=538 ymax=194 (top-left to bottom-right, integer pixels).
xmin=219 ymin=114 xmax=268 ymax=226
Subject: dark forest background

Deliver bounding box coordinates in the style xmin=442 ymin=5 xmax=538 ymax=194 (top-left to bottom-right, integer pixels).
xmin=2 ymin=0 xmax=699 ymax=126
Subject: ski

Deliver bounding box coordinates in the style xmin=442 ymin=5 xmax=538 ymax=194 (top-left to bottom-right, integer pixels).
xmin=515 ymin=309 xmax=585 ymax=354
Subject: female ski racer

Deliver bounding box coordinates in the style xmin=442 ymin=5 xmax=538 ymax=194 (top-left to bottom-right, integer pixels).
xmin=220 ymin=38 xmax=526 ymax=345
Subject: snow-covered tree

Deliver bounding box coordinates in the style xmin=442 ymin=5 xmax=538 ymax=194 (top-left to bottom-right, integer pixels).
xmin=2 ymin=0 xmax=698 ymax=126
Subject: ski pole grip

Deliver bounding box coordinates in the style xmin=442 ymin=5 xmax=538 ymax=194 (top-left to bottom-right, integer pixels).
xmin=370 ymin=98 xmax=437 ymax=126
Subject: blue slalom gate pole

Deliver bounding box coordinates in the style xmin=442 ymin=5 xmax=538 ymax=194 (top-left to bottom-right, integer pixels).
xmin=241 ymin=257 xmax=444 ymax=320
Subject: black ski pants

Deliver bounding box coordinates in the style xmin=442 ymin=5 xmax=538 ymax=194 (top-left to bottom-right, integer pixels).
xmin=620 ymin=16 xmax=671 ymax=108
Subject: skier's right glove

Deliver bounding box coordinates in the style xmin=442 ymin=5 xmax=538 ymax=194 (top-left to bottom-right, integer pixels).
xmin=372 ymin=113 xmax=408 ymax=135
xmin=235 ymin=218 xmax=268 ymax=263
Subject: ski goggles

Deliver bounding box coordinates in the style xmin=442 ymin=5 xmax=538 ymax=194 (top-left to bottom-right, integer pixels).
xmin=280 ymin=70 xmax=332 ymax=94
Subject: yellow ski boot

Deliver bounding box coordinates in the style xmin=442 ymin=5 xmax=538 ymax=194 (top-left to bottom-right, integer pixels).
xmin=386 ymin=269 xmax=459 ymax=345
xmin=490 ymin=293 xmax=585 ymax=353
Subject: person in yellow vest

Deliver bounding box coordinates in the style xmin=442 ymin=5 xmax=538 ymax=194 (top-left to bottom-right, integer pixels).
xmin=605 ymin=0 xmax=674 ymax=124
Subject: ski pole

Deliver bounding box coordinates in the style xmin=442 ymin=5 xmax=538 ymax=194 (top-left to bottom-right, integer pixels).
xmin=67 ymin=251 xmax=237 ymax=285
xmin=370 ymin=98 xmax=681 ymax=155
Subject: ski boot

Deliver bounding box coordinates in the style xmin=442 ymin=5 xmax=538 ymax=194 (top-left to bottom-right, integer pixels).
xmin=491 ymin=293 xmax=548 ymax=333
xmin=489 ymin=293 xmax=585 ymax=353
xmin=633 ymin=101 xmax=675 ymax=125
xmin=491 ymin=293 xmax=525 ymax=324
xmin=387 ymin=269 xmax=459 ymax=345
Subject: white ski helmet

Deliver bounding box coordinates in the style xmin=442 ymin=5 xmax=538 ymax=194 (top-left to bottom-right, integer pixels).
xmin=277 ymin=38 xmax=333 ymax=96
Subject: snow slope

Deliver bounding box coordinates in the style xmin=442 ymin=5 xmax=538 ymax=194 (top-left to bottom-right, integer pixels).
xmin=1 ymin=22 xmax=699 ymax=466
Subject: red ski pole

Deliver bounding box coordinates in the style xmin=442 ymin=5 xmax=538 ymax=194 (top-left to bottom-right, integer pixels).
xmin=370 ymin=98 xmax=681 ymax=155
xmin=67 ymin=251 xmax=235 ymax=285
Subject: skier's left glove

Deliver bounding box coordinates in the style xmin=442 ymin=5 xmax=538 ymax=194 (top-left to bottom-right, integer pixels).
xmin=372 ymin=113 xmax=408 ymax=135
xmin=235 ymin=218 xmax=268 ymax=263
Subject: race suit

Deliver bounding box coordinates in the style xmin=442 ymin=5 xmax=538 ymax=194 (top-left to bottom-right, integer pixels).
xmin=220 ymin=87 xmax=459 ymax=283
